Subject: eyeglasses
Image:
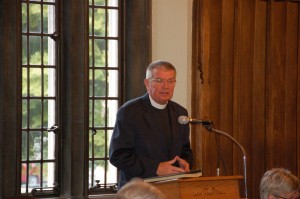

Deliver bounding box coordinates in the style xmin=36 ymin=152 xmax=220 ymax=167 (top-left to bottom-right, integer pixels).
xmin=148 ymin=78 xmax=176 ymax=85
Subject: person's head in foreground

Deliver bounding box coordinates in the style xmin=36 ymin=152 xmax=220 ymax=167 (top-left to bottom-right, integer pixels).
xmin=116 ymin=178 xmax=167 ymax=199
xmin=260 ymin=168 xmax=300 ymax=199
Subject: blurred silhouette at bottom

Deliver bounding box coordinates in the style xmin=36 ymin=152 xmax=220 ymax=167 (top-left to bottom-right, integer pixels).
xmin=115 ymin=178 xmax=166 ymax=199
xmin=260 ymin=168 xmax=300 ymax=199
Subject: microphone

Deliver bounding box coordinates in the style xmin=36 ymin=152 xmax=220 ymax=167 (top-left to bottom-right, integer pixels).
xmin=178 ymin=115 xmax=213 ymax=125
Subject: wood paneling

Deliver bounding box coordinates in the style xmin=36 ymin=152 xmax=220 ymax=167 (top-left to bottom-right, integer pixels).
xmin=192 ymin=0 xmax=300 ymax=198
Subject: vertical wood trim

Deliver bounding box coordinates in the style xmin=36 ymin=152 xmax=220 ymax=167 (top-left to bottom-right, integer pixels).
xmin=284 ymin=3 xmax=298 ymax=171
xmin=219 ymin=0 xmax=235 ymax=176
xmin=123 ymin=0 xmax=151 ymax=101
xmin=297 ymin=1 xmax=300 ymax=178
xmin=266 ymin=2 xmax=288 ymax=168
xmin=61 ymin=0 xmax=88 ymax=196
xmin=233 ymin=0 xmax=243 ymax=175
xmin=191 ymin=0 xmax=202 ymax=169
xmin=207 ymin=0 xmax=222 ymax=177
xmin=1 ymin=0 xmax=19 ymax=198
xmin=252 ymin=0 xmax=267 ymax=198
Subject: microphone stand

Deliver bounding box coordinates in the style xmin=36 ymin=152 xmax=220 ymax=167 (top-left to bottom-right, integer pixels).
xmin=202 ymin=124 xmax=248 ymax=199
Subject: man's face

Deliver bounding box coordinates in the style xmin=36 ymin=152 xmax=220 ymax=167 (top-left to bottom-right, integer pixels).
xmin=144 ymin=67 xmax=176 ymax=105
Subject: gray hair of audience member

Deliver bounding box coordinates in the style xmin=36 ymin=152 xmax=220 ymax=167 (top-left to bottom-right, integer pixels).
xmin=259 ymin=168 xmax=300 ymax=199
xmin=145 ymin=60 xmax=176 ymax=79
xmin=115 ymin=178 xmax=167 ymax=199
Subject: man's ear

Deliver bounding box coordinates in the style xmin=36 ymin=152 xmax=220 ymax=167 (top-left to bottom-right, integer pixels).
xmin=144 ymin=79 xmax=149 ymax=90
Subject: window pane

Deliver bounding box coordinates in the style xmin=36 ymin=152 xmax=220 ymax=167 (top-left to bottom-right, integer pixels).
xmin=29 ymin=131 xmax=42 ymax=160
xmin=22 ymin=36 xmax=28 ymax=64
xmin=108 ymin=0 xmax=118 ymax=7
xmin=29 ymin=36 xmax=42 ymax=65
xmin=94 ymin=130 xmax=105 ymax=158
xmin=89 ymin=161 xmax=93 ymax=187
xmin=22 ymin=68 xmax=28 ymax=96
xmin=94 ymin=39 xmax=106 ymax=67
xmin=94 ymin=8 xmax=105 ymax=36
xmin=29 ymin=100 xmax=42 ymax=128
xmin=107 ymin=70 xmax=118 ymax=97
xmin=89 ymin=130 xmax=93 ymax=158
xmin=22 ymin=3 xmax=28 ymax=33
xmin=94 ymin=69 xmax=106 ymax=97
xmin=107 ymin=9 xmax=118 ymax=37
xmin=89 ymin=100 xmax=93 ymax=127
xmin=43 ymin=5 xmax=55 ymax=34
xmin=43 ymin=132 xmax=55 ymax=160
xmin=89 ymin=70 xmax=93 ymax=96
xmin=107 ymin=100 xmax=117 ymax=127
xmin=29 ymin=4 xmax=41 ymax=33
xmin=22 ymin=100 xmax=28 ymax=128
xmin=43 ymin=100 xmax=55 ymax=128
xmin=29 ymin=68 xmax=42 ymax=96
xmin=89 ymin=39 xmax=93 ymax=66
xmin=94 ymin=100 xmax=105 ymax=127
xmin=43 ymin=131 xmax=55 ymax=160
xmin=107 ymin=162 xmax=117 ymax=184
xmin=93 ymin=160 xmax=106 ymax=184
xmin=43 ymin=162 xmax=55 ymax=187
xmin=43 ymin=68 xmax=56 ymax=97
xmin=28 ymin=163 xmax=41 ymax=188
xmin=107 ymin=40 xmax=118 ymax=67
xmin=89 ymin=8 xmax=93 ymax=36
xmin=21 ymin=163 xmax=28 ymax=193
xmin=22 ymin=131 xmax=28 ymax=161
xmin=43 ymin=37 xmax=56 ymax=65
xmin=94 ymin=0 xmax=105 ymax=6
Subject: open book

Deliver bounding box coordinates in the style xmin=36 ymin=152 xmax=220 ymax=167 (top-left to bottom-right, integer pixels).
xmin=144 ymin=169 xmax=202 ymax=183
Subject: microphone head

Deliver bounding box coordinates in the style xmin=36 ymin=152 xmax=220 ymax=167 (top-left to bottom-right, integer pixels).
xmin=178 ymin=115 xmax=189 ymax=124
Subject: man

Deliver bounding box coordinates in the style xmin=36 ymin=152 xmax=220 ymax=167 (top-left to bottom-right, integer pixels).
xmin=260 ymin=168 xmax=300 ymax=199
xmin=109 ymin=60 xmax=193 ymax=188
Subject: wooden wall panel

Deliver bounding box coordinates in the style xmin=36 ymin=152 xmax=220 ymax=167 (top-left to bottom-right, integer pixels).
xmin=281 ymin=3 xmax=298 ymax=170
xmin=219 ymin=0 xmax=235 ymax=177
xmin=192 ymin=0 xmax=300 ymax=198
xmin=252 ymin=1 xmax=267 ymax=199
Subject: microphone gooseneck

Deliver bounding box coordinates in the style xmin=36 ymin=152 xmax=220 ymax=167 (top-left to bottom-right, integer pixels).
xmin=177 ymin=115 xmax=248 ymax=199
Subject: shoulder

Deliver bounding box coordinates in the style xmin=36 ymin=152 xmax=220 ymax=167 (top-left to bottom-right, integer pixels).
xmin=118 ymin=94 xmax=150 ymax=113
xmin=168 ymin=100 xmax=187 ymax=112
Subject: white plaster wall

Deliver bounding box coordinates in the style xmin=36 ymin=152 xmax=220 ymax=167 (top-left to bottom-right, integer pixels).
xmin=152 ymin=0 xmax=193 ymax=114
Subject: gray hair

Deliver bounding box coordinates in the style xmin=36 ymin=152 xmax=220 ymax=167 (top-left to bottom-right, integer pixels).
xmin=145 ymin=60 xmax=176 ymax=79
xmin=116 ymin=178 xmax=166 ymax=199
xmin=259 ymin=168 xmax=300 ymax=199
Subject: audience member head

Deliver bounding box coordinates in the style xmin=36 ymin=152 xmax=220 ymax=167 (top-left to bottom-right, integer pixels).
xmin=116 ymin=178 xmax=166 ymax=199
xmin=260 ymin=168 xmax=300 ymax=199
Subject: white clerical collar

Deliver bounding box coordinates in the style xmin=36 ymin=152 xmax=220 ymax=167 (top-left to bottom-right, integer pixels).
xmin=149 ymin=95 xmax=168 ymax=109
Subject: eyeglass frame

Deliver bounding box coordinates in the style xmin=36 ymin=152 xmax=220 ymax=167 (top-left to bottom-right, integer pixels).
xmin=148 ymin=77 xmax=177 ymax=85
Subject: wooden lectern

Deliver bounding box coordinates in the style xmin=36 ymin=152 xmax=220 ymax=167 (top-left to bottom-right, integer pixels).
xmin=151 ymin=175 xmax=243 ymax=199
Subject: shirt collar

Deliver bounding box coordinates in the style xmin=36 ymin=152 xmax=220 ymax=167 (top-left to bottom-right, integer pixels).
xmin=149 ymin=95 xmax=168 ymax=109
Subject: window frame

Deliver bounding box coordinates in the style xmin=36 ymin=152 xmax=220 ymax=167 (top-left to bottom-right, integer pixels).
xmin=0 ymin=0 xmax=151 ymax=198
